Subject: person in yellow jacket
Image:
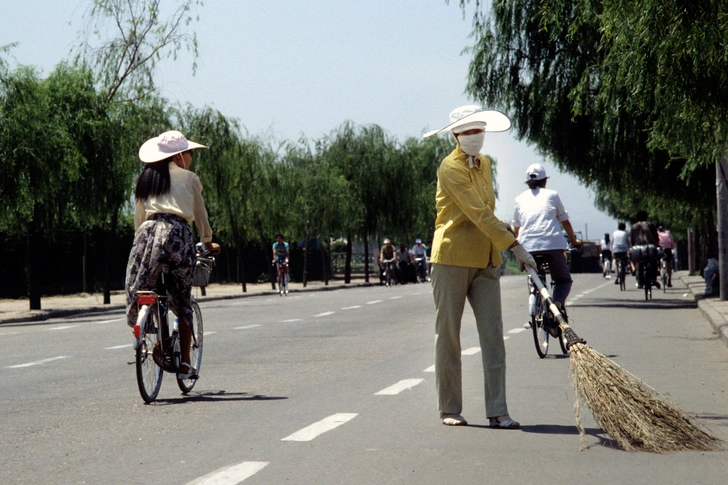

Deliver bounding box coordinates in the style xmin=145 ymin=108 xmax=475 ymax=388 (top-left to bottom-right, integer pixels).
xmin=424 ymin=105 xmax=536 ymax=428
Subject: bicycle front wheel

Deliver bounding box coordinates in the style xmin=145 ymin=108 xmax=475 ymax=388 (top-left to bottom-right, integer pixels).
xmin=178 ymin=301 xmax=203 ymax=393
xmin=136 ymin=307 xmax=164 ymax=403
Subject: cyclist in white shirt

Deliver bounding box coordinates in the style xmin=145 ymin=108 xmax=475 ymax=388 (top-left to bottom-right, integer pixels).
xmin=512 ymin=163 xmax=581 ymax=315
xmin=412 ymin=239 xmax=428 ymax=282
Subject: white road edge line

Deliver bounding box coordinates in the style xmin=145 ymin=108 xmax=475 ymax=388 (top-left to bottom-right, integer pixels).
xmin=92 ymin=318 xmax=125 ymax=325
xmin=7 ymin=356 xmax=69 ymax=369
xmin=45 ymin=325 xmax=78 ymax=331
xmin=185 ymin=461 xmax=269 ymax=485
xmin=281 ymin=413 xmax=358 ymax=442
xmin=375 ymin=378 xmax=424 ymax=395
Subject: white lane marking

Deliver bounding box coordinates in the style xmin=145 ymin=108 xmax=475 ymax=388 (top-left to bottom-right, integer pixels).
xmin=7 ymin=356 xmax=69 ymax=369
xmin=281 ymin=413 xmax=358 ymax=442
xmin=313 ymin=311 xmax=335 ymax=317
xmin=388 ymin=296 xmax=402 ymax=300
xmin=366 ymin=300 xmax=383 ymax=305
xmin=45 ymin=325 xmax=78 ymax=331
xmin=105 ymin=344 xmax=132 ymax=350
xmin=231 ymin=301 xmax=249 ymax=306
xmin=0 ymin=332 xmax=20 ymax=337
xmin=233 ymin=325 xmax=260 ymax=330
xmin=341 ymin=306 xmax=361 ymax=310
xmin=375 ymin=378 xmax=424 ymax=395
xmin=423 ymin=364 xmax=435 ymax=372
xmin=264 ymin=299 xmax=273 ymax=302
xmin=461 ymin=347 xmax=481 ymax=355
xmin=92 ymin=318 xmax=125 ymax=325
xmin=504 ymin=336 xmax=509 ymax=340
xmin=280 ymin=319 xmax=302 ymax=323
xmin=186 ymin=461 xmax=269 ymax=485
xmin=507 ymin=328 xmax=527 ymax=334
xmin=204 ymin=331 xmax=217 ymax=336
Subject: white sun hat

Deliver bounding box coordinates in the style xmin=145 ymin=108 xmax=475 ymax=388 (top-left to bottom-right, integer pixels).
xmin=526 ymin=163 xmax=548 ymax=181
xmin=423 ymin=104 xmax=511 ymax=138
xmin=138 ymin=130 xmax=207 ymax=163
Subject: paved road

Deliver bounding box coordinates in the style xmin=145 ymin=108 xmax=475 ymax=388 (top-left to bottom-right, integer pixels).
xmin=1 ymin=274 xmax=727 ymax=484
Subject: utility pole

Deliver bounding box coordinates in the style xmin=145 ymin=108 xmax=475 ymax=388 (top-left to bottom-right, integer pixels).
xmin=717 ymin=158 xmax=728 ymax=300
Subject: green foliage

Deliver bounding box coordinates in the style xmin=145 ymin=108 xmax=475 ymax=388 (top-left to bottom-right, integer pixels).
xmin=459 ymin=0 xmax=720 ymax=232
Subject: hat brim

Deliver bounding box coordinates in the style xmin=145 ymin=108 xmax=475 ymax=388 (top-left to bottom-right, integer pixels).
xmin=138 ymin=137 xmax=207 ymax=164
xmin=423 ymin=110 xmax=511 ymax=138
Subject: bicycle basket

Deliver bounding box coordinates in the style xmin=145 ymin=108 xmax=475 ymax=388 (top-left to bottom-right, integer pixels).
xmin=192 ymin=258 xmax=213 ymax=286
xmin=152 ymin=335 xmax=179 ymax=373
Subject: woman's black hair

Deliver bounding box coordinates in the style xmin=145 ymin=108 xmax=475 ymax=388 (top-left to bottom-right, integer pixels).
xmin=526 ymin=179 xmax=547 ymax=190
xmin=135 ymin=158 xmax=172 ymax=201
xmin=604 ymin=233 xmax=610 ymax=244
xmin=618 ymin=222 xmax=626 ymax=230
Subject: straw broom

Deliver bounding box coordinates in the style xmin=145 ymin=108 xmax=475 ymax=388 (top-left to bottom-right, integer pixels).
xmin=525 ymin=265 xmax=723 ymax=452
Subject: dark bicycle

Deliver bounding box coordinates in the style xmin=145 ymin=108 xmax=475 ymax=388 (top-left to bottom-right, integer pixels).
xmin=614 ymin=253 xmax=628 ymax=291
xmin=527 ymin=255 xmax=568 ymax=358
xmin=630 ymin=245 xmax=659 ymax=301
xmin=132 ymin=245 xmax=212 ymax=403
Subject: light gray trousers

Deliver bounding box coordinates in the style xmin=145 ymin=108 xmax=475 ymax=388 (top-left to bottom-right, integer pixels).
xmin=432 ymin=263 xmax=508 ymax=418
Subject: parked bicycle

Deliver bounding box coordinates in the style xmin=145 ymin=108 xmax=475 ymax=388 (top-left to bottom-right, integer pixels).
xmin=132 ymin=245 xmax=213 ymax=403
xmin=527 ymin=255 xmax=568 ymax=358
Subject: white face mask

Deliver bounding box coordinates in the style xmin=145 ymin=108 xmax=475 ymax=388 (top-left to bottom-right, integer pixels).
xmin=457 ymin=132 xmax=485 ymax=156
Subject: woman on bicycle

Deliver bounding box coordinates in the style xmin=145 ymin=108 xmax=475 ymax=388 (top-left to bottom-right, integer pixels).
xmin=126 ymin=130 xmax=219 ymax=380
xmin=512 ymin=163 xmax=581 ymax=317
xmin=272 ymin=233 xmax=290 ymax=283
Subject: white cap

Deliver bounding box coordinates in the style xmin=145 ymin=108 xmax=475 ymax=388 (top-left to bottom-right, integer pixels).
xmin=526 ymin=163 xmax=547 ymax=182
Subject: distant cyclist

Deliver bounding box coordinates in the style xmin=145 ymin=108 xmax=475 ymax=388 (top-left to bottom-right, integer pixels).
xmin=512 ymin=163 xmax=581 ymax=318
xmin=380 ymin=238 xmax=396 ymax=284
xmin=600 ymin=233 xmax=612 ymax=279
xmin=611 ymin=222 xmax=631 ymax=285
xmin=412 ymin=238 xmax=428 ymax=282
xmin=630 ymin=211 xmax=659 ymax=289
xmin=657 ymin=225 xmax=675 ymax=287
xmin=397 ymin=243 xmax=413 ymax=284
xmin=272 ymin=233 xmax=290 ymax=283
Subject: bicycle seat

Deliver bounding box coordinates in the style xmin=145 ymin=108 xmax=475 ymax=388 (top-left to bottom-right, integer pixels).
xmin=532 ymin=254 xmax=550 ymax=272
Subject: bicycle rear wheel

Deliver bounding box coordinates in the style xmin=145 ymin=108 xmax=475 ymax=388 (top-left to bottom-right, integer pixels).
xmin=177 ymin=301 xmax=203 ymax=394
xmin=619 ymin=261 xmax=626 ymax=291
xmin=136 ymin=307 xmax=164 ymax=403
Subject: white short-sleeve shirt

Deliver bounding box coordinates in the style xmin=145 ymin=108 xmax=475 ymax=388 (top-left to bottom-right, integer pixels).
xmin=512 ymin=187 xmax=569 ymax=252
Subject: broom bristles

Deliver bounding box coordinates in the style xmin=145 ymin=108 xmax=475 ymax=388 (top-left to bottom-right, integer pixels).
xmin=568 ymin=342 xmax=723 ymax=452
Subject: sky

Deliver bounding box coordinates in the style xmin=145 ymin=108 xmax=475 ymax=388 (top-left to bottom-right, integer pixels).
xmin=2 ymin=0 xmax=618 ymax=242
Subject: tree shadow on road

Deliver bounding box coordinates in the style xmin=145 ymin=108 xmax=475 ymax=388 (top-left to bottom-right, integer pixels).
xmin=580 ymin=298 xmax=697 ymax=311
xmin=152 ymin=390 xmax=288 ymax=405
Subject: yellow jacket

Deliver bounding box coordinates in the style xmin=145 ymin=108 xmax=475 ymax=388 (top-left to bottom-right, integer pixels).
xmin=431 ymin=147 xmax=515 ymax=268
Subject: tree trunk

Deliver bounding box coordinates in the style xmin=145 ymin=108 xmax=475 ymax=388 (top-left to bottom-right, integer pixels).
xmin=303 ymin=219 xmax=310 ymax=287
xmin=103 ymin=208 xmax=119 ymax=305
xmin=717 ymin=158 xmax=728 ymax=300
xmin=82 ymin=232 xmax=88 ymax=294
xmin=345 ymin=233 xmax=352 ymax=284
xmin=25 ymin=222 xmax=41 ymax=311
xmin=363 ymin=234 xmax=370 ymax=283
xmin=321 ymin=236 xmax=329 ymax=286
xmin=238 ymin=239 xmax=247 ymax=293
xmin=688 ymin=228 xmax=696 ymax=275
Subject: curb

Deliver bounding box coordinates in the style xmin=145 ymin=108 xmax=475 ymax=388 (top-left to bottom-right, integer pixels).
xmin=0 ymin=281 xmax=376 ymax=325
xmin=695 ymin=298 xmax=728 ymax=349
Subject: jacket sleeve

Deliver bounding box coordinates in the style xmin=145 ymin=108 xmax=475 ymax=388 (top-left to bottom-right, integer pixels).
xmin=191 ymin=174 xmax=213 ymax=243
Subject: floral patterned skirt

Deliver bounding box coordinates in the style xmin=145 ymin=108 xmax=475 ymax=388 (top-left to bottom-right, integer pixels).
xmin=125 ymin=213 xmax=195 ymax=329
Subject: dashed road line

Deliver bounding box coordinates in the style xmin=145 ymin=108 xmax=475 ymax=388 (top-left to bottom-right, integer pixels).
xmin=233 ymin=325 xmax=260 ymax=330
xmin=105 ymin=344 xmax=132 ymax=350
xmin=461 ymin=347 xmax=481 ymax=355
xmin=341 ymin=306 xmax=361 ymax=310
xmin=281 ymin=413 xmax=358 ymax=442
xmin=7 ymin=356 xmax=69 ymax=369
xmin=186 ymin=461 xmax=269 ymax=485
xmin=280 ymin=319 xmax=302 ymax=323
xmin=507 ymin=328 xmax=527 ymax=334
xmin=388 ymin=296 xmax=403 ymax=300
xmin=204 ymin=331 xmax=217 ymax=336
xmin=313 ymin=311 xmax=335 ymax=317
xmin=375 ymin=378 xmax=424 ymax=395
xmin=91 ymin=318 xmax=125 ymax=325
xmin=424 ymin=364 xmax=435 ymax=372
xmin=45 ymin=325 xmax=78 ymax=331
xmin=366 ymin=300 xmax=383 ymax=305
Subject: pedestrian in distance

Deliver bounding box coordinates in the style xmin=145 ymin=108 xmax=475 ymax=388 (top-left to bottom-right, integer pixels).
xmin=657 ymin=225 xmax=675 ymax=287
xmin=424 ymin=104 xmax=536 ymax=429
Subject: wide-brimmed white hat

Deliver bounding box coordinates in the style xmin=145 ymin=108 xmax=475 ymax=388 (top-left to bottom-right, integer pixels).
xmin=526 ymin=163 xmax=548 ymax=181
xmin=423 ymin=104 xmax=511 ymax=138
xmin=138 ymin=130 xmax=207 ymax=164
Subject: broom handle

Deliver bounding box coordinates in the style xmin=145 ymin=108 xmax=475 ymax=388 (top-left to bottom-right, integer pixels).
xmin=525 ymin=265 xmax=586 ymax=347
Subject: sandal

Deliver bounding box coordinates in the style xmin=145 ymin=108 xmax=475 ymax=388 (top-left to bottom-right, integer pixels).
xmin=441 ymin=413 xmax=468 ymax=426
xmin=488 ymin=416 xmax=520 ymax=429
xmin=178 ymin=362 xmax=198 ymax=380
